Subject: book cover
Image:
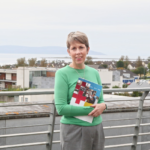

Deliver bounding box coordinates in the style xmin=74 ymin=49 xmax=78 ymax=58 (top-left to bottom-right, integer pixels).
xmin=70 ymin=78 xmax=102 ymax=123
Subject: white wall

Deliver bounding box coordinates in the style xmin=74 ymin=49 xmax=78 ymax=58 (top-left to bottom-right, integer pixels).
xmin=19 ymin=94 xmax=54 ymax=102
xmin=98 ymin=69 xmax=112 ymax=88
xmin=111 ymin=76 xmax=123 ymax=88
xmin=6 ymin=73 xmax=11 ymax=80
xmin=17 ymin=67 xmax=29 ymax=88
xmin=98 ymin=69 xmax=123 ymax=88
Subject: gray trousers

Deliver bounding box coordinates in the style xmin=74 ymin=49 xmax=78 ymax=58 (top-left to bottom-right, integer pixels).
xmin=60 ymin=123 xmax=105 ymax=150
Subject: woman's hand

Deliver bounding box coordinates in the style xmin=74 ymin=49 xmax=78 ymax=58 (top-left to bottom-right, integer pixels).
xmin=88 ymin=103 xmax=106 ymax=117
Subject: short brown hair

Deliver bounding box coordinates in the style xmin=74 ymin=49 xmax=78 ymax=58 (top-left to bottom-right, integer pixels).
xmin=66 ymin=31 xmax=89 ymax=49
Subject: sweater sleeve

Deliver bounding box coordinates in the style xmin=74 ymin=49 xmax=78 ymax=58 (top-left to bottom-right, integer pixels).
xmin=54 ymin=70 xmax=94 ymax=116
xmin=96 ymin=71 xmax=105 ymax=103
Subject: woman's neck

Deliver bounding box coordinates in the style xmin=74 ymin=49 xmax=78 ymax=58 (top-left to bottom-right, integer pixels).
xmin=69 ymin=63 xmax=85 ymax=69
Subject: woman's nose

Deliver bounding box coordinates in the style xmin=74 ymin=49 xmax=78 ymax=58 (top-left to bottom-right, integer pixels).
xmin=75 ymin=48 xmax=81 ymax=54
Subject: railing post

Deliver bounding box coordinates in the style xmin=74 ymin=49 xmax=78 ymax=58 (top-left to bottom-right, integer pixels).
xmin=46 ymin=100 xmax=56 ymax=150
xmin=131 ymin=91 xmax=149 ymax=150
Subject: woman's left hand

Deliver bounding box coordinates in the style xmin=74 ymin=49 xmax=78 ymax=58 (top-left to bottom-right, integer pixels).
xmin=88 ymin=103 xmax=106 ymax=117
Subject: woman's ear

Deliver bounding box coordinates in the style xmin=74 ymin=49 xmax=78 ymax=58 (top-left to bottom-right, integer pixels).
xmin=87 ymin=47 xmax=90 ymax=54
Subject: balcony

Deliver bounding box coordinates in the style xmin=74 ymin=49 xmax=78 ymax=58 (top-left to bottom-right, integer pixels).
xmin=0 ymin=79 xmax=16 ymax=83
xmin=0 ymin=88 xmax=150 ymax=150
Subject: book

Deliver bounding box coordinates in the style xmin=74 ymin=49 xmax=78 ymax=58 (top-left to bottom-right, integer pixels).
xmin=70 ymin=78 xmax=102 ymax=123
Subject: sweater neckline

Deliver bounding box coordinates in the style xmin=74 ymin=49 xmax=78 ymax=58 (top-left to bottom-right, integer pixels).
xmin=67 ymin=65 xmax=87 ymax=73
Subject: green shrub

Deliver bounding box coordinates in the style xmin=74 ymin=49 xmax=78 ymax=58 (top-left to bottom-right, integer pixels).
xmin=132 ymin=91 xmax=139 ymax=97
xmin=122 ymin=84 xmax=129 ymax=88
xmin=112 ymin=85 xmax=120 ymax=88
xmin=131 ymin=91 xmax=143 ymax=97
xmin=103 ymin=85 xmax=109 ymax=89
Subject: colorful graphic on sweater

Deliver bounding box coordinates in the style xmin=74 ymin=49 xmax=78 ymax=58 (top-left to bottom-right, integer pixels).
xmin=70 ymin=78 xmax=102 ymax=123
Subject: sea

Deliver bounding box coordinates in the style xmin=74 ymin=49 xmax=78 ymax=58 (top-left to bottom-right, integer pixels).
xmin=0 ymin=53 xmax=148 ymax=66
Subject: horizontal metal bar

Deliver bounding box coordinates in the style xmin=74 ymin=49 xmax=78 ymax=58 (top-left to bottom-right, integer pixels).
xmin=98 ymin=140 xmax=150 ymax=149
xmin=104 ymin=124 xmax=136 ymax=129
xmin=0 ymin=102 xmax=53 ymax=107
xmin=104 ymin=122 xmax=150 ymax=129
xmin=52 ymin=141 xmax=134 ymax=148
xmin=103 ymin=88 xmax=150 ymax=92
xmin=54 ymin=130 xmax=60 ymax=133
xmin=53 ymin=125 xmax=136 ymax=134
xmin=103 ymin=117 xmax=137 ymax=122
xmin=52 ymin=140 xmax=150 ymax=147
xmin=54 ymin=123 xmax=150 ymax=133
xmin=103 ymin=116 xmax=150 ymax=122
xmin=105 ymin=98 xmax=150 ymax=102
xmin=140 ymin=123 xmax=150 ymax=126
xmin=139 ymin=132 xmax=150 ymax=136
xmin=52 ymin=140 xmax=60 ymax=144
xmin=137 ymin=141 xmax=150 ymax=145
xmin=105 ymin=143 xmax=133 ymax=148
xmin=106 ymin=134 xmax=134 ymax=139
xmin=105 ymin=132 xmax=150 ymax=139
xmin=0 ymin=142 xmax=48 ymax=149
xmin=0 ymin=112 xmax=51 ymax=118
xmin=0 ymin=90 xmax=54 ymax=96
xmin=0 ymin=123 xmax=50 ymax=130
xmin=0 ymin=88 xmax=149 ymax=96
xmin=0 ymin=131 xmax=50 ymax=138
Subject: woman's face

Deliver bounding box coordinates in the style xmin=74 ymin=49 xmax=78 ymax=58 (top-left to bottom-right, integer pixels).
xmin=67 ymin=41 xmax=89 ymax=66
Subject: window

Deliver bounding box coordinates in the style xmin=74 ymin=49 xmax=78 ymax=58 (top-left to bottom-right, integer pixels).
xmin=113 ymin=75 xmax=115 ymax=81
xmin=25 ymin=98 xmax=28 ymax=102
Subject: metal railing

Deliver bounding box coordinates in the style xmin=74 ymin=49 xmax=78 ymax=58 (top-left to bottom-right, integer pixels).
xmin=0 ymin=88 xmax=150 ymax=150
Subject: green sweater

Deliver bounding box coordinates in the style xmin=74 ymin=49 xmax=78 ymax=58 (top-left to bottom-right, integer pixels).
xmin=54 ymin=65 xmax=104 ymax=126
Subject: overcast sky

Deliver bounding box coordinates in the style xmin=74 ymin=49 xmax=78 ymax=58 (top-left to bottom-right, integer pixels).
xmin=0 ymin=0 xmax=150 ymax=56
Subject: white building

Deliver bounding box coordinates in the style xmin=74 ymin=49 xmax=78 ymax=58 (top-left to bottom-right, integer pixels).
xmin=17 ymin=67 xmax=56 ymax=89
xmin=19 ymin=89 xmax=54 ymax=102
xmin=98 ymin=69 xmax=123 ymax=88
xmin=0 ymin=67 xmax=57 ymax=90
xmin=0 ymin=69 xmax=17 ymax=90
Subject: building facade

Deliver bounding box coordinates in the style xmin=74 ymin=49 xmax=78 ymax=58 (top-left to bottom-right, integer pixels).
xmin=0 ymin=69 xmax=17 ymax=90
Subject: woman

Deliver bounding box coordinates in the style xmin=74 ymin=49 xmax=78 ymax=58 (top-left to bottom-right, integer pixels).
xmin=54 ymin=31 xmax=106 ymax=150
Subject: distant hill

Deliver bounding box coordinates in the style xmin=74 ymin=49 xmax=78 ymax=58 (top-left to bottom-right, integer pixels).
xmin=0 ymin=46 xmax=105 ymax=55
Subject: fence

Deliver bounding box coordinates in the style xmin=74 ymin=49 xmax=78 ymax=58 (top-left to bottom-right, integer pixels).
xmin=0 ymin=88 xmax=150 ymax=150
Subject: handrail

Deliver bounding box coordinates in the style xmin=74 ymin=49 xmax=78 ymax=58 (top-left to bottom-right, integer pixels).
xmin=0 ymin=87 xmax=150 ymax=96
xmin=0 ymin=90 xmax=54 ymax=96
xmin=0 ymin=88 xmax=150 ymax=150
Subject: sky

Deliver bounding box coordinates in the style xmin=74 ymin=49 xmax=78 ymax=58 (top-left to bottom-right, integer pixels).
xmin=0 ymin=0 xmax=150 ymax=57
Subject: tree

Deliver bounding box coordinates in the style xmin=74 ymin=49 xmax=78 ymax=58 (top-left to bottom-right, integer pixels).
xmin=116 ymin=60 xmax=124 ymax=68
xmin=119 ymin=55 xmax=130 ymax=69
xmin=28 ymin=58 xmax=37 ymax=66
xmin=131 ymin=69 xmax=139 ymax=75
xmin=17 ymin=57 xmax=27 ymax=66
xmin=136 ymin=56 xmax=143 ymax=68
xmin=102 ymin=64 xmax=108 ymax=68
xmin=148 ymin=62 xmax=150 ymax=73
xmin=40 ymin=58 xmax=47 ymax=67
xmin=96 ymin=61 xmax=101 ymax=65
xmin=85 ymin=56 xmax=93 ymax=65
xmin=147 ymin=56 xmax=150 ymax=62
xmin=119 ymin=55 xmax=125 ymax=61
xmin=138 ymin=66 xmax=147 ymax=77
xmin=132 ymin=66 xmax=147 ymax=77
xmin=124 ymin=56 xmax=130 ymax=69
